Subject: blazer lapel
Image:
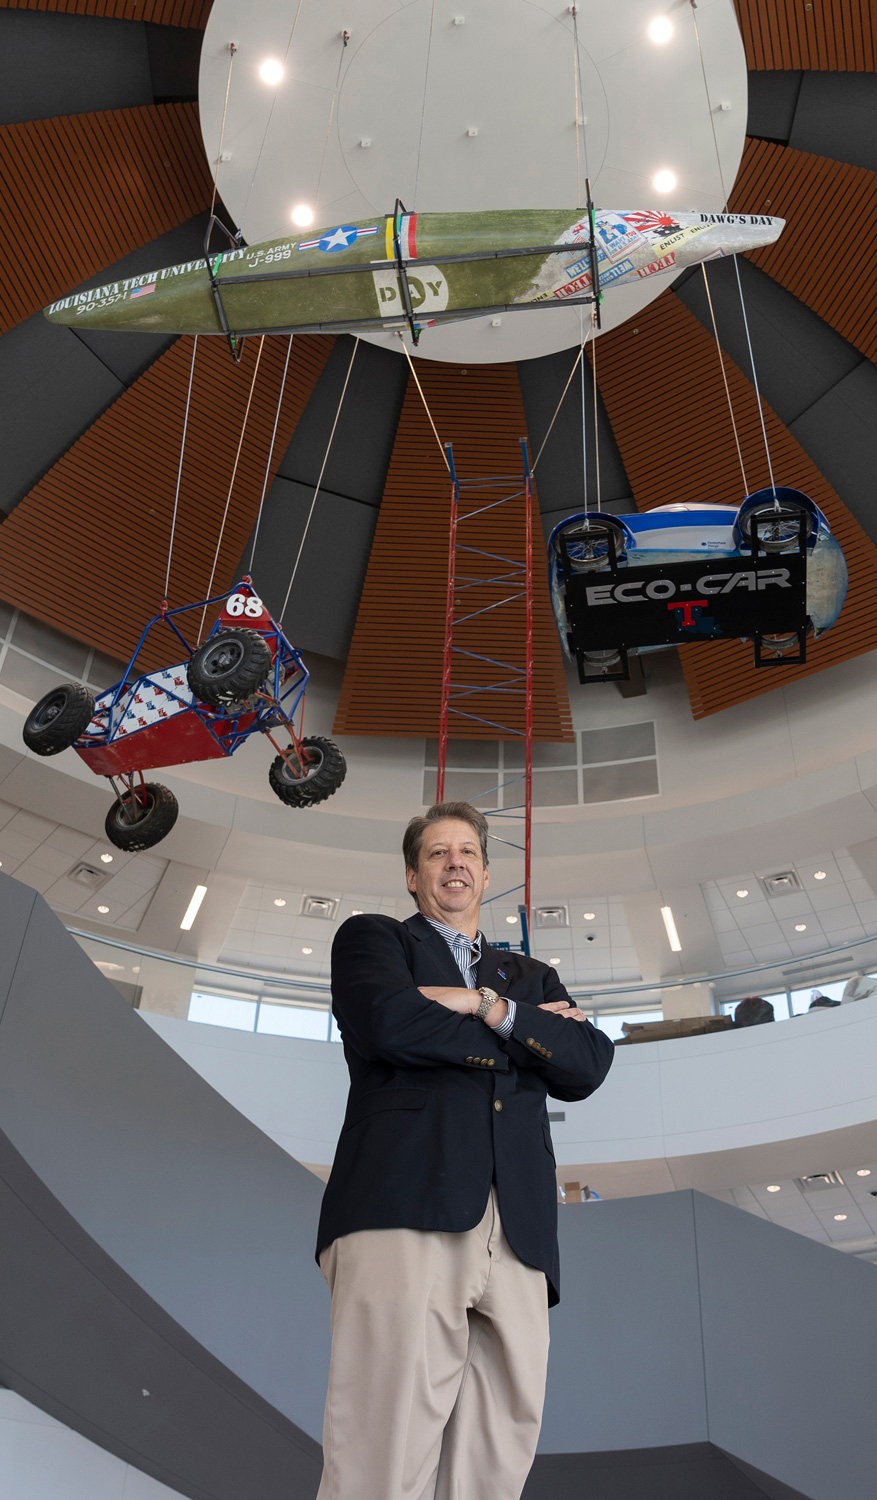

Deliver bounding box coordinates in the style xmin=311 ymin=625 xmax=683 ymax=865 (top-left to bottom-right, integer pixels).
xmin=475 ymin=942 xmax=513 ymax=996
xmin=405 ymin=912 xmax=472 ymax=986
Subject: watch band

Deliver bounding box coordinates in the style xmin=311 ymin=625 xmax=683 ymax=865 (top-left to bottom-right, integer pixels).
xmin=475 ymin=986 xmax=500 ymax=1022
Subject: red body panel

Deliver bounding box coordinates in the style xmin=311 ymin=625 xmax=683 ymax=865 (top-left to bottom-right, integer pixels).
xmin=75 ymin=709 xmax=257 ymax=775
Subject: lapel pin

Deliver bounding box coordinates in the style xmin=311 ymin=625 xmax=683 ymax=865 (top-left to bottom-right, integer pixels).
xmin=497 ymin=968 xmax=507 ymax=980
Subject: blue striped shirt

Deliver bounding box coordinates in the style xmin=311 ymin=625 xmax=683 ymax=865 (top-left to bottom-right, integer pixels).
xmin=423 ymin=916 xmax=516 ymax=1039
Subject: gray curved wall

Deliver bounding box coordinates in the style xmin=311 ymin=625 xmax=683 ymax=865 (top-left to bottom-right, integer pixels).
xmin=1 ymin=872 xmax=876 ymax=1500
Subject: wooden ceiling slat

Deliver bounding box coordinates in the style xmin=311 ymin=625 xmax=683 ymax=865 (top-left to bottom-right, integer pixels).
xmin=0 ymin=0 xmax=211 ymax=26
xmin=334 ymin=362 xmax=573 ymax=743
xmin=0 ymin=103 xmax=211 ymax=335
xmin=590 ymin=291 xmax=877 ymax=719
xmin=734 ymin=0 xmax=876 ymax=70
xmin=730 ymin=138 xmax=877 ymax=364
xmin=0 ymin=334 xmax=333 ymax=664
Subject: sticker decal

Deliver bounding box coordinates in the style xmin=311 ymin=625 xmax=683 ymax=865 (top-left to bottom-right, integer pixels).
xmin=297 ymin=225 xmax=378 ymax=253
xmin=372 ymin=264 xmax=448 ymax=314
xmin=130 ymin=282 xmax=157 ymax=300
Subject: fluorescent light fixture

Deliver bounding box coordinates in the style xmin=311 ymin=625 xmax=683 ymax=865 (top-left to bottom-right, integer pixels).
xmin=814 ymin=870 xmax=827 ymax=879
xmin=766 ymin=1184 xmax=781 ymax=1193
xmin=292 ymin=204 xmax=314 ymax=227
xmin=180 ymin=884 xmax=207 ymax=931
xmin=736 ymin=889 xmax=748 ymax=899
xmin=653 ymin=169 xmax=676 ymax=193
xmin=259 ymin=59 xmax=284 ymax=85
xmin=648 ymin=17 xmax=673 ymax=43
xmin=100 ymin=852 xmax=114 ymax=863
xmin=660 ymin=904 xmax=682 ymax=952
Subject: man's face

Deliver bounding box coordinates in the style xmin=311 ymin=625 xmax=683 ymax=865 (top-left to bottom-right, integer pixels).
xmin=406 ymin=818 xmax=489 ymax=933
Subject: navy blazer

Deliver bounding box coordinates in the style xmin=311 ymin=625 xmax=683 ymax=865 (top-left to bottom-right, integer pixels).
xmin=316 ymin=911 xmax=614 ymax=1305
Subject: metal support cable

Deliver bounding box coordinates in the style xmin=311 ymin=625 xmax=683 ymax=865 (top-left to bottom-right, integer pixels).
xmin=532 ymin=323 xmax=593 ymax=474
xmin=413 ymin=0 xmax=438 ymax=209
xmin=590 ymin=323 xmax=602 ymax=509
xmin=690 ymin=0 xmax=728 ymax=209
xmin=248 ymin=334 xmax=295 ymax=573
xmin=280 ymin=337 xmax=360 ymax=622
xmin=733 ymin=255 xmax=777 ymax=500
xmin=700 ymin=263 xmax=748 ymax=495
xmin=398 ymin=336 xmax=450 ymax=470
xmin=239 ymin=0 xmax=306 ymax=237
xmin=208 ymin=44 xmax=237 ymax=226
xmin=314 ymin=38 xmax=347 ymax=213
xmin=199 ymin=336 xmax=266 ymax=639
xmin=164 ymin=334 xmax=198 ymax=601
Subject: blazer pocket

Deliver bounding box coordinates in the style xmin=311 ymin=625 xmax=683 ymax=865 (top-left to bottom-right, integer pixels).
xmin=542 ymin=1123 xmax=556 ymax=1161
xmin=345 ymin=1087 xmax=427 ymax=1130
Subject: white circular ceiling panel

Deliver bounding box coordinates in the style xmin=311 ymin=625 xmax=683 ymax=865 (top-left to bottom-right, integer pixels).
xmin=200 ymin=0 xmax=747 ymax=362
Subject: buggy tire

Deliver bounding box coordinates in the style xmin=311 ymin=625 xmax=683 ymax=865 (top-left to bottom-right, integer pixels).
xmin=23 ymin=683 xmax=95 ymax=756
xmin=187 ymin=628 xmax=272 ymax=707
xmin=105 ymin=783 xmax=179 ymax=852
xmin=268 ymin=737 xmax=347 ymax=808
xmin=740 ymin=502 xmax=813 ymax=554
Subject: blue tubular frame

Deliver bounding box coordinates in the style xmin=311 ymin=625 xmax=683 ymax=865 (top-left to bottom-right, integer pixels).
xmin=78 ymin=582 xmax=310 ymax=758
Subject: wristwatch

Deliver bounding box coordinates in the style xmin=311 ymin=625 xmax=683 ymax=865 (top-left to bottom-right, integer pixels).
xmin=474 ymin=986 xmax=501 ymax=1023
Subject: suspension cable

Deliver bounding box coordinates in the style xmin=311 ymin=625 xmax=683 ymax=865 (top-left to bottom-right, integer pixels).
xmin=413 ymin=0 xmax=438 ymax=209
xmin=238 ymin=0 xmax=306 ymax=238
xmin=398 ymin=336 xmax=450 ymax=471
xmin=208 ymin=44 xmax=237 ymax=228
xmin=248 ymin=335 xmax=295 ymax=573
xmin=164 ymin=335 xmax=199 ymax=602
xmin=570 ymin=5 xmax=590 ymax=194
xmin=280 ymin=338 xmax=360 ymax=622
xmin=532 ymin=318 xmax=593 ymax=475
xmin=733 ymin=255 xmax=777 ymax=500
xmin=579 ymin=306 xmax=589 ymax=512
xmin=199 ymin=336 xmax=266 ymax=639
xmin=590 ymin=319 xmax=601 ymax=509
xmin=689 ymin=0 xmax=728 ymax=209
xmin=700 ymin=263 xmax=748 ymax=494
xmin=314 ymin=35 xmax=347 ymax=214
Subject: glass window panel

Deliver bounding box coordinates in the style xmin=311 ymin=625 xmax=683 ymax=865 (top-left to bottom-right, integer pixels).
xmin=594 ymin=1010 xmax=662 ymax=1042
xmin=581 ymin=722 xmax=656 ymax=764
xmin=581 ymin=760 xmax=659 ymax=803
xmin=790 ymin=981 xmax=847 ymax=1015
xmin=257 ymin=1003 xmax=330 ymax=1040
xmin=330 ymin=1015 xmax=344 ymax=1043
xmin=531 ymin=770 xmax=578 ymax=807
xmin=188 ymin=992 xmax=257 ymax=1031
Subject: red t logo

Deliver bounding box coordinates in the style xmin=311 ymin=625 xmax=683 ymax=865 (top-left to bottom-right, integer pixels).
xmin=667 ymin=599 xmax=708 ymax=628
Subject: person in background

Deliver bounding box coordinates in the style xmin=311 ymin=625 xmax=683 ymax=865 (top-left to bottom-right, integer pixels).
xmin=314 ymin=800 xmax=615 ymax=1500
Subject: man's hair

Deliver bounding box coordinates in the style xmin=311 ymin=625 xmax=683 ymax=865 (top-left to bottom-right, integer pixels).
xmin=403 ymin=803 xmax=489 ymax=902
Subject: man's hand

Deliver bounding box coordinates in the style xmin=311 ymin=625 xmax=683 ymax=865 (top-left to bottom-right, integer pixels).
xmin=419 ymin=986 xmax=509 ymax=1029
xmin=539 ymin=1000 xmax=587 ymax=1023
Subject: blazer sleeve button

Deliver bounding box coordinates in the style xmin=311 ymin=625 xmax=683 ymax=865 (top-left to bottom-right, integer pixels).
xmin=487 ymin=1058 xmax=495 ymax=1066
xmin=526 ymin=1037 xmax=535 ymax=1047
xmin=494 ymin=1100 xmax=503 ymax=1112
xmin=465 ymin=1056 xmax=473 ymax=1063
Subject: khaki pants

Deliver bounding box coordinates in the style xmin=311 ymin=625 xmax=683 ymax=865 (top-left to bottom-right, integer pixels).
xmin=317 ymin=1187 xmax=550 ymax=1500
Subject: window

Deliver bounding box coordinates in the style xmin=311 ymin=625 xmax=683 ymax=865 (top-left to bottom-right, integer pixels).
xmin=595 ymin=1009 xmax=662 ymax=1042
xmin=720 ymin=991 xmax=790 ymax=1022
xmin=789 ymin=980 xmax=847 ymax=1015
xmin=188 ymin=992 xmax=257 ymax=1030
xmin=257 ymin=1003 xmax=331 ymax=1040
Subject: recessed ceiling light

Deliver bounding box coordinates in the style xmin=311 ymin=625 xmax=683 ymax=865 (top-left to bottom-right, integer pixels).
xmin=292 ymin=204 xmax=314 ymax=227
xmin=131 ymin=965 xmax=140 ymax=974
xmin=0 ymin=860 xmax=3 ymax=868
xmin=274 ymin=898 xmax=287 ymax=907
xmin=648 ymin=17 xmax=673 ymax=43
xmin=351 ymin=909 xmax=363 ymax=915
xmin=97 ymin=904 xmax=109 ymax=914
xmin=813 ymin=870 xmax=827 ymax=880
xmin=550 ymin=957 xmax=560 ymax=966
xmin=857 ymin=1168 xmax=871 ymax=1177
xmin=506 ymin=915 xmax=517 ymax=924
xmin=794 ymin=923 xmax=807 ymax=932
xmin=583 ymin=912 xmax=596 ymax=921
xmin=180 ymin=884 xmax=207 ymax=931
xmin=259 ymin=59 xmax=284 ymax=85
xmin=766 ymin=1184 xmax=781 ymax=1193
xmin=302 ymin=946 xmax=313 ymax=955
xmin=100 ymin=852 xmax=114 ymax=864
xmin=653 ymin=169 xmax=676 ymax=193
xmin=834 ymin=1213 xmax=848 ymax=1221
xmin=736 ymin=889 xmax=748 ymax=899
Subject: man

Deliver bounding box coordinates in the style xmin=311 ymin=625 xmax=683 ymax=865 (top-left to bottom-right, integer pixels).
xmin=315 ymin=801 xmax=614 ymax=1500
